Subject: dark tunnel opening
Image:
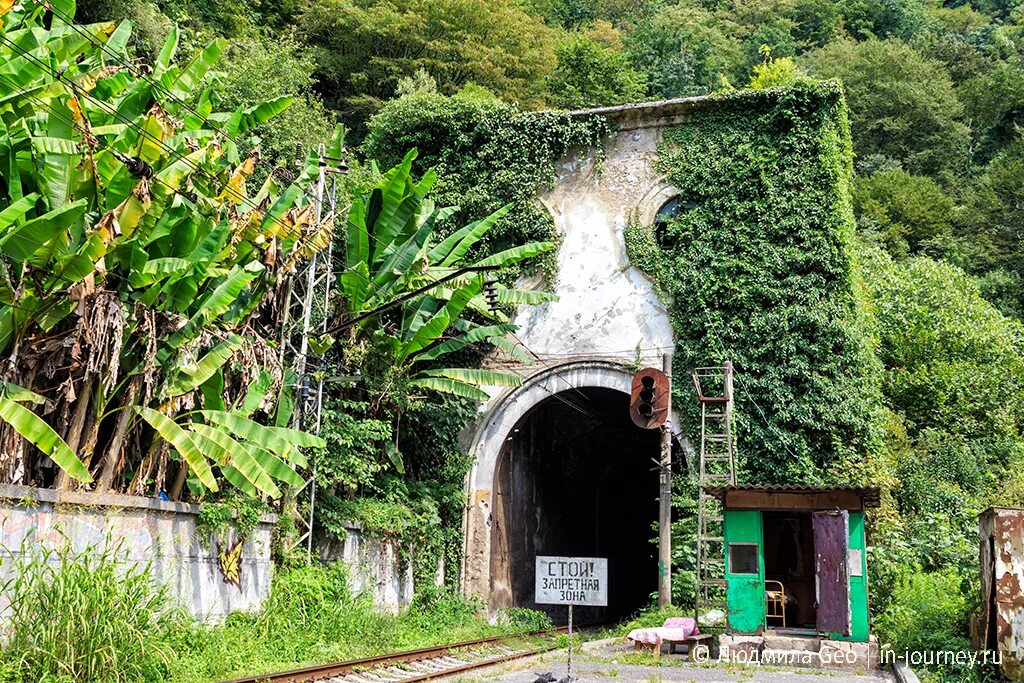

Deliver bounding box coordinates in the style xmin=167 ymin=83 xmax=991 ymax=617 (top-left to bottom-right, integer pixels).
xmin=489 ymin=387 xmax=661 ymax=625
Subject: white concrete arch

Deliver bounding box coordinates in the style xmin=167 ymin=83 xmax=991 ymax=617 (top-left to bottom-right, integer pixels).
xmin=460 ymin=359 xmax=637 ymax=600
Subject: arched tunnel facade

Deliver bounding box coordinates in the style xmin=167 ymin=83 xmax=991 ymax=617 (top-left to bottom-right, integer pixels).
xmin=490 ymin=387 xmax=661 ymax=623
xmin=463 ymin=362 xmax=666 ymax=625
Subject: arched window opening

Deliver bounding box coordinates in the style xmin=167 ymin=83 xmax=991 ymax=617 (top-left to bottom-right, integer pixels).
xmin=653 ymin=195 xmax=695 ymax=250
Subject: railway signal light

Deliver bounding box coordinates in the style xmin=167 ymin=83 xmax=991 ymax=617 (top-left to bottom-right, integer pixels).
xmin=630 ymin=367 xmax=669 ymax=429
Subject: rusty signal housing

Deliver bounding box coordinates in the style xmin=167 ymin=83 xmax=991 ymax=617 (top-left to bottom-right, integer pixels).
xmin=630 ymin=367 xmax=669 ymax=429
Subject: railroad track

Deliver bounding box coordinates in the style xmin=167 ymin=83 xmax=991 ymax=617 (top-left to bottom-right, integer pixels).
xmin=220 ymin=628 xmax=570 ymax=683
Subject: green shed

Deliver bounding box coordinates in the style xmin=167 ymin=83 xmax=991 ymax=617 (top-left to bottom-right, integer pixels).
xmin=705 ymin=485 xmax=880 ymax=643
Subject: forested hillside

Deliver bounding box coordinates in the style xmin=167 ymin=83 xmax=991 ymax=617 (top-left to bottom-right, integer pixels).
xmin=6 ymin=0 xmax=1024 ymax=680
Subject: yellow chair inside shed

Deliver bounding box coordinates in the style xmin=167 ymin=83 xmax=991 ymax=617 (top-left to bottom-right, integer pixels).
xmin=765 ymin=580 xmax=786 ymax=628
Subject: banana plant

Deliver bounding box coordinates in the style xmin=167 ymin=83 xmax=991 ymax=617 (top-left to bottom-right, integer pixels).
xmin=338 ymin=150 xmax=556 ymax=401
xmin=0 ymin=0 xmax=331 ymax=498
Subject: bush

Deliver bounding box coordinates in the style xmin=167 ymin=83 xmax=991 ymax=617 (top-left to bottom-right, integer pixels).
xmin=875 ymin=568 xmax=982 ymax=682
xmin=499 ymin=607 xmax=554 ymax=632
xmin=0 ymin=538 xmax=183 ymax=683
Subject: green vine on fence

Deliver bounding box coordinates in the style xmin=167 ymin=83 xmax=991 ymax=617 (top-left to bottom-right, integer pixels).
xmin=196 ymin=495 xmax=267 ymax=545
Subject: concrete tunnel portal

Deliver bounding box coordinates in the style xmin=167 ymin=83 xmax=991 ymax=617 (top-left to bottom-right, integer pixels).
xmin=488 ymin=386 xmax=661 ymax=624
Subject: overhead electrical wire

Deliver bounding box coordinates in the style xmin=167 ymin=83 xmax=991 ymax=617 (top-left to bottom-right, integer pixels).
xmin=23 ymin=0 xmax=258 ymax=158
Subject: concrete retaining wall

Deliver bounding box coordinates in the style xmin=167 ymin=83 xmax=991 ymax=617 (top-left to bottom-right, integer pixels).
xmin=316 ymin=523 xmax=414 ymax=612
xmin=0 ymin=484 xmax=275 ymax=622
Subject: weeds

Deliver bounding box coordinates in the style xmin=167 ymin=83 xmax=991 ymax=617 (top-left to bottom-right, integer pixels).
xmin=0 ymin=537 xmax=183 ymax=683
xmin=0 ymin=541 xmax=550 ymax=683
xmin=166 ymin=563 xmax=549 ymax=682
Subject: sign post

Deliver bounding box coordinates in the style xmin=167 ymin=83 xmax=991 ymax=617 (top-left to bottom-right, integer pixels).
xmin=535 ymin=556 xmax=608 ymax=680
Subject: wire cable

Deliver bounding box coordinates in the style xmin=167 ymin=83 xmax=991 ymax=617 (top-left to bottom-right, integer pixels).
xmin=25 ymin=0 xmax=256 ymax=157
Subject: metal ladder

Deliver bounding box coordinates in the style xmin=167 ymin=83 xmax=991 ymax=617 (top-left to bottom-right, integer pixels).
xmin=692 ymin=361 xmax=736 ymax=628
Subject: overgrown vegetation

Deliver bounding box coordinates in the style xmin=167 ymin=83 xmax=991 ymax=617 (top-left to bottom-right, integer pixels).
xmin=0 ymin=539 xmax=184 ymax=683
xmin=6 ymin=0 xmax=1024 ymax=680
xmin=628 ymin=83 xmax=882 ymax=485
xmin=0 ymin=541 xmax=550 ymax=683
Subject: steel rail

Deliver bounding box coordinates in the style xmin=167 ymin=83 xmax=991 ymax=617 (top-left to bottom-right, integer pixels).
xmin=218 ymin=627 xmax=571 ymax=683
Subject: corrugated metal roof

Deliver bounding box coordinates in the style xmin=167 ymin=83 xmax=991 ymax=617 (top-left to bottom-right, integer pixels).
xmin=703 ymin=483 xmax=881 ymax=507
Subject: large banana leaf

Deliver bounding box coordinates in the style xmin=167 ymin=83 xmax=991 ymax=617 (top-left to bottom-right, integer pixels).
xmin=164 ymin=336 xmax=242 ymax=397
xmin=0 ymin=193 xmax=39 ymax=229
xmin=190 ymin=422 xmax=281 ymax=497
xmin=407 ymin=377 xmax=489 ymax=400
xmin=199 ymin=409 xmax=326 ymax=451
xmin=473 ymin=241 xmax=555 ymax=268
xmin=415 ymin=367 xmax=523 ymax=387
xmin=431 ymin=205 xmax=510 ymax=266
xmin=0 ymin=200 xmax=85 ymax=262
xmin=134 ymin=407 xmax=218 ymax=491
xmin=0 ymin=391 xmax=91 ymax=483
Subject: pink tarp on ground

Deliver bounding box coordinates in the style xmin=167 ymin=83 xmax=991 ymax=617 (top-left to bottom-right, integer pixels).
xmin=626 ymin=617 xmax=699 ymax=646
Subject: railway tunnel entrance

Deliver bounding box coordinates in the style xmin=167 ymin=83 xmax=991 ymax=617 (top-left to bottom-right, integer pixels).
xmin=488 ymin=386 xmax=661 ymax=624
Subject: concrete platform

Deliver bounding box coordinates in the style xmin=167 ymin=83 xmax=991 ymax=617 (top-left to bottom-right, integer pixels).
xmin=446 ymin=638 xmax=896 ymax=683
xmin=720 ymin=633 xmax=881 ymax=671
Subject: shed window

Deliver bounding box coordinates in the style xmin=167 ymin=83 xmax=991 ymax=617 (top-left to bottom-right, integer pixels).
xmin=848 ymin=549 xmax=863 ymax=577
xmin=728 ymin=543 xmax=759 ymax=575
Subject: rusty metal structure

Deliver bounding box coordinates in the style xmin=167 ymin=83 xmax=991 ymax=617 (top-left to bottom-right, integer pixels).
xmin=974 ymin=507 xmax=1024 ymax=681
xmin=278 ymin=147 xmax=343 ymax=559
xmin=693 ymin=362 xmax=736 ymax=627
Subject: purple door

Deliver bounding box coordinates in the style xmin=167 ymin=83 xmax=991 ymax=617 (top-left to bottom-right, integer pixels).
xmin=813 ymin=510 xmax=851 ymax=636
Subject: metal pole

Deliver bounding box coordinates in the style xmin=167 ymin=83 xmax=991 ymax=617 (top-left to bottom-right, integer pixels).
xmin=567 ymin=602 xmax=573 ymax=679
xmin=303 ymin=147 xmax=327 ymax=564
xmin=658 ymin=351 xmax=673 ymax=608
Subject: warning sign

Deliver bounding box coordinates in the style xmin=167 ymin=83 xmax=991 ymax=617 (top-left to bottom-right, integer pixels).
xmin=535 ymin=556 xmax=608 ymax=606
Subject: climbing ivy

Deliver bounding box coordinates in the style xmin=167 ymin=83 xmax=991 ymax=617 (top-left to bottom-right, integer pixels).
xmin=627 ymin=82 xmax=884 ymax=485
xmin=363 ymin=91 xmax=612 ymax=280
xmin=196 ymin=494 xmax=268 ymax=545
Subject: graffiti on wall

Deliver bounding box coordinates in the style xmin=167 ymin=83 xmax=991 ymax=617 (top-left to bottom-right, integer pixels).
xmin=217 ymin=538 xmax=244 ymax=589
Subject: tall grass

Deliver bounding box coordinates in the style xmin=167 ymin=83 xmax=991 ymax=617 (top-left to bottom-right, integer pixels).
xmin=0 ymin=538 xmax=183 ymax=683
xmin=166 ymin=563 xmax=549 ymax=683
xmin=0 ymin=540 xmax=550 ymax=683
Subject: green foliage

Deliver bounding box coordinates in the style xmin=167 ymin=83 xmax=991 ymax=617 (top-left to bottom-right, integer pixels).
xmin=961 ymin=135 xmax=1024 ymax=313
xmin=499 ymin=607 xmax=554 ymax=632
xmin=853 ymin=170 xmax=954 ymax=258
xmin=803 ymin=39 xmax=969 ymax=177
xmin=547 ymin=27 xmax=647 ymax=108
xmin=863 ymin=249 xmax=1024 ymax=442
xmin=861 ymin=246 xmax=1024 ymax=653
xmin=630 ymin=82 xmax=883 ymax=484
xmin=747 ymin=51 xmax=807 ymax=90
xmin=875 ymin=569 xmax=980 ymax=682
xmin=196 ymin=493 xmax=268 ymax=543
xmin=0 ymin=537 xmax=184 ymax=683
xmin=315 ymin=400 xmax=393 ymax=493
xmin=207 ymin=35 xmax=336 ymax=170
xmin=335 ymin=148 xmax=548 ymax=399
xmin=0 ymin=1 xmax=330 ymax=496
xmin=625 ymin=3 xmax=741 ymax=98
xmin=164 ymin=562 xmax=517 ymax=682
xmin=298 ymin=0 xmax=557 ymax=120
xmin=363 ymin=92 xmax=610 ymax=280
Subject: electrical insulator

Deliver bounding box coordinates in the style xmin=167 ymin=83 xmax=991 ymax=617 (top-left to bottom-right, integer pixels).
xmin=484 ymin=278 xmax=500 ymax=312
xmin=124 ymin=156 xmax=154 ymax=179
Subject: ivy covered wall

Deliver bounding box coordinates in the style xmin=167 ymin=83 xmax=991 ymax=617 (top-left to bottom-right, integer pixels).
xmin=366 ymin=83 xmax=882 ymax=487
xmin=363 ymin=91 xmax=610 ymax=280
xmin=627 ymin=82 xmax=884 ymax=484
